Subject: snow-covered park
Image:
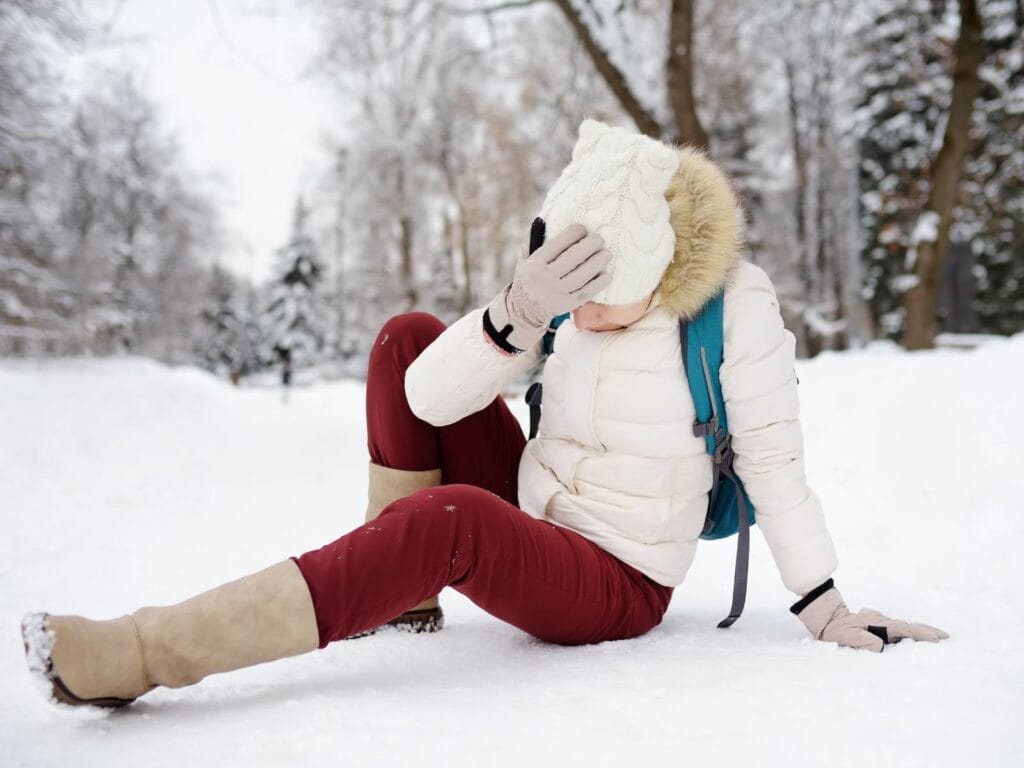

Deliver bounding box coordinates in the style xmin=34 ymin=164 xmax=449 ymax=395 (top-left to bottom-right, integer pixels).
xmin=2 ymin=337 xmax=1023 ymax=767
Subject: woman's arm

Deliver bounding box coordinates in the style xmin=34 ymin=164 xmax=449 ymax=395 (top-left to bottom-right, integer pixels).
xmin=720 ymin=261 xmax=838 ymax=596
xmin=404 ymin=307 xmax=543 ymax=427
xmin=406 ymin=221 xmax=611 ymax=428
xmin=721 ymin=262 xmax=949 ymax=651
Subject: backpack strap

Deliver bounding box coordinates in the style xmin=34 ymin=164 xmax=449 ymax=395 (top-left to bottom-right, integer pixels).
xmin=526 ymin=382 xmax=543 ymax=440
xmin=679 ymin=292 xmax=751 ymax=629
xmin=525 ymin=313 xmax=570 ymax=440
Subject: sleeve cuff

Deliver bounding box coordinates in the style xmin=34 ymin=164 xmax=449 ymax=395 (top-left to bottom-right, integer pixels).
xmin=789 ymin=578 xmax=834 ymax=615
xmin=482 ymin=307 xmax=525 ymax=355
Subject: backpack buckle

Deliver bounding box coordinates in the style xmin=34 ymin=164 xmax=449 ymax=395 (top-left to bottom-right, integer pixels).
xmin=692 ymin=416 xmax=719 ymax=439
xmin=713 ymin=437 xmax=734 ymax=466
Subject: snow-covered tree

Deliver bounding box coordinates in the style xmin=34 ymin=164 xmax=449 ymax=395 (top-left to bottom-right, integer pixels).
xmin=50 ymin=69 xmax=223 ymax=360
xmin=855 ymin=0 xmax=953 ymax=339
xmin=199 ymin=266 xmax=261 ymax=379
xmin=1 ymin=3 xmax=225 ymax=362
xmin=260 ymin=197 xmax=332 ymax=369
xmin=957 ymin=0 xmax=1024 ymax=336
xmin=901 ymin=0 xmax=985 ymax=349
xmin=0 ymin=0 xmax=80 ymax=355
xmin=305 ymin=0 xmax=871 ymax=359
xmin=856 ymin=0 xmax=1021 ymax=343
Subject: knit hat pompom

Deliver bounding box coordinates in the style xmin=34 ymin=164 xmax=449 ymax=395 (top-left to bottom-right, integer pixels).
xmin=540 ymin=119 xmax=680 ymax=306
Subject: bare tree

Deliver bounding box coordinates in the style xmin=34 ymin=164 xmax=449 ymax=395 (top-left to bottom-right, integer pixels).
xmin=470 ymin=0 xmax=708 ymax=146
xmin=0 ymin=0 xmax=81 ymax=354
xmin=770 ymin=0 xmax=863 ymax=354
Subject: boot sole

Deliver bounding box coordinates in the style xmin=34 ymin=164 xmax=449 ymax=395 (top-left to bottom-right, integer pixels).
xmin=21 ymin=612 xmax=136 ymax=709
xmin=347 ymin=606 xmax=445 ymax=640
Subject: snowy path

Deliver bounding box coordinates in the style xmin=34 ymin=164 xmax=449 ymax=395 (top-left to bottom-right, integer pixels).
xmin=2 ymin=342 xmax=1023 ymax=767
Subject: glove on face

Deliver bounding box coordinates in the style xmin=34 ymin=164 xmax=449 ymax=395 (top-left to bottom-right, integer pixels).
xmin=485 ymin=221 xmax=612 ymax=353
xmin=791 ymin=579 xmax=950 ymax=653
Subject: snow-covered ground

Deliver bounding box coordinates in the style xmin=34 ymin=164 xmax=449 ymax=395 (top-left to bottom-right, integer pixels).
xmin=2 ymin=338 xmax=1023 ymax=767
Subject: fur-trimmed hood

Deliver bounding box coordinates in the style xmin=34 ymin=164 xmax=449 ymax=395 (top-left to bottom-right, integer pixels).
xmin=656 ymin=147 xmax=744 ymax=319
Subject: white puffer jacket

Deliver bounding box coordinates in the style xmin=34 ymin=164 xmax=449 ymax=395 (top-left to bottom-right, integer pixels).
xmin=404 ymin=149 xmax=837 ymax=596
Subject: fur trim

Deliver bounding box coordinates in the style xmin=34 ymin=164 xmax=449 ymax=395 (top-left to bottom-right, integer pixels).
xmin=657 ymin=146 xmax=743 ymax=319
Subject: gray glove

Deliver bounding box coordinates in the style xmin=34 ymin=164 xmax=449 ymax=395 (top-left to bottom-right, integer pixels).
xmin=484 ymin=221 xmax=612 ymax=353
xmin=792 ymin=579 xmax=949 ymax=653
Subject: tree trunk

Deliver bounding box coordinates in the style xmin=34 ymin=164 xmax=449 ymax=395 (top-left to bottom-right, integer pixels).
xmin=665 ymin=0 xmax=710 ymax=150
xmin=902 ymin=0 xmax=984 ymax=350
xmin=399 ymin=214 xmax=417 ymax=310
xmin=394 ymin=164 xmax=418 ymax=311
xmin=785 ymin=59 xmax=808 ymax=261
xmin=457 ymin=207 xmax=472 ymax=315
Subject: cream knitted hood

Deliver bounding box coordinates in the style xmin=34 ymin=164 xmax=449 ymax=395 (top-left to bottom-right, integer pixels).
xmin=540 ymin=119 xmax=743 ymax=318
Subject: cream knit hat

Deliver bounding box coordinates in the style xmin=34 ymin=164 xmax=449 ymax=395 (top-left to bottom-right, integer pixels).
xmin=540 ymin=119 xmax=680 ymax=306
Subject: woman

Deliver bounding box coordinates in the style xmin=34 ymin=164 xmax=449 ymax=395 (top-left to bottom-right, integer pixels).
xmin=22 ymin=120 xmax=947 ymax=709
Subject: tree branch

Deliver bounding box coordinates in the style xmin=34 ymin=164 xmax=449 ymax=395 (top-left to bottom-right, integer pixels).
xmin=551 ymin=0 xmax=663 ymax=138
xmin=438 ymin=0 xmax=542 ymax=16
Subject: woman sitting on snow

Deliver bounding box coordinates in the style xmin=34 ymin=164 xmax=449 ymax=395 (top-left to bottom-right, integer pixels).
xmin=22 ymin=120 xmax=948 ymax=709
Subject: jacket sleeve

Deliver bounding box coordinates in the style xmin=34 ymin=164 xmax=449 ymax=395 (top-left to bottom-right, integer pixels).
xmin=404 ymin=307 xmax=543 ymax=427
xmin=720 ymin=262 xmax=838 ymax=596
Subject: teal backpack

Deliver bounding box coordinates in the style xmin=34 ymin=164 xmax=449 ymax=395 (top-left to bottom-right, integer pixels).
xmin=525 ymin=293 xmax=756 ymax=628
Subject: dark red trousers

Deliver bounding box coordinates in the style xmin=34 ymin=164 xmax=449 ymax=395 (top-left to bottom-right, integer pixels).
xmin=294 ymin=312 xmax=673 ymax=647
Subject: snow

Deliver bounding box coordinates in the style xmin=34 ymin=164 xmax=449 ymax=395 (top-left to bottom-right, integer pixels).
xmin=934 ymin=332 xmax=1008 ymax=349
xmin=2 ymin=343 xmax=1024 ymax=766
xmin=890 ymin=273 xmax=921 ymax=293
xmin=803 ymin=306 xmax=848 ymax=337
xmin=912 ymin=210 xmax=941 ymax=245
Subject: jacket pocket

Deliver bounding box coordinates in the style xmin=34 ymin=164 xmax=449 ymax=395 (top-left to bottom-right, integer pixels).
xmin=571 ymin=478 xmax=673 ymax=545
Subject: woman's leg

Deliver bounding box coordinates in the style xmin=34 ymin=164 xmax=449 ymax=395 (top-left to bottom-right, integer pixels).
xmin=23 ymin=560 xmax=318 ymax=708
xmin=366 ymin=312 xmax=526 ymax=504
xmin=24 ymin=479 xmax=669 ymax=708
xmin=362 ymin=312 xmax=528 ymax=627
xmin=296 ymin=484 xmax=673 ymax=647
xmin=25 ymin=313 xmax=656 ymax=708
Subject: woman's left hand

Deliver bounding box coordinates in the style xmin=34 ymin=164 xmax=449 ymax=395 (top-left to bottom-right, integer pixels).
xmin=791 ymin=579 xmax=949 ymax=652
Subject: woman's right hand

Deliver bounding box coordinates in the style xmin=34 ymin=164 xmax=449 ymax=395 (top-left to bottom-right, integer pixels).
xmin=484 ymin=222 xmax=612 ymax=353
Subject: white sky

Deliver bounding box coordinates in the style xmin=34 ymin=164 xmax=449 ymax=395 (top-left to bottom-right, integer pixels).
xmin=77 ymin=0 xmax=337 ymax=282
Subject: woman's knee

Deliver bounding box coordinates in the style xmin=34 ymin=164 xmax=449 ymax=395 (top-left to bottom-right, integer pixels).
xmin=367 ymin=313 xmax=447 ymax=384
xmin=378 ymin=484 xmax=500 ymax=531
xmin=374 ymin=312 xmax=446 ymax=351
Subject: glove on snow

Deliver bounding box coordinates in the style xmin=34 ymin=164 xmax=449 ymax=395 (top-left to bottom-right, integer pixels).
xmin=485 ymin=220 xmax=612 ymax=353
xmin=791 ymin=579 xmax=949 ymax=653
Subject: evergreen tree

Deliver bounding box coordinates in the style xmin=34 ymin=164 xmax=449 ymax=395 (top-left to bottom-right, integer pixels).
xmin=857 ymin=0 xmax=1024 ymax=340
xmin=199 ymin=266 xmax=260 ymax=378
xmin=856 ymin=0 xmax=951 ymax=338
xmin=261 ymin=197 xmax=331 ymax=369
xmin=958 ymin=0 xmax=1024 ymax=335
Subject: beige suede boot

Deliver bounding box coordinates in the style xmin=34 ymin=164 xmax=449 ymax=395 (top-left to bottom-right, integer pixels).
xmin=22 ymin=560 xmax=319 ymax=708
xmin=364 ymin=461 xmax=444 ymax=633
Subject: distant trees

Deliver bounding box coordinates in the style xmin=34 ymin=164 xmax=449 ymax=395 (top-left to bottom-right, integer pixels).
xmin=1 ymin=2 xmax=225 ymax=362
xmin=56 ymin=71 xmax=223 ymax=361
xmin=306 ymin=0 xmax=864 ymax=355
xmin=3 ymin=0 xmax=1021 ymax=371
xmin=307 ymin=2 xmax=609 ymax=362
xmin=0 ymin=1 xmax=81 ymax=354
xmin=303 ymin=0 xmax=1023 ymax=358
